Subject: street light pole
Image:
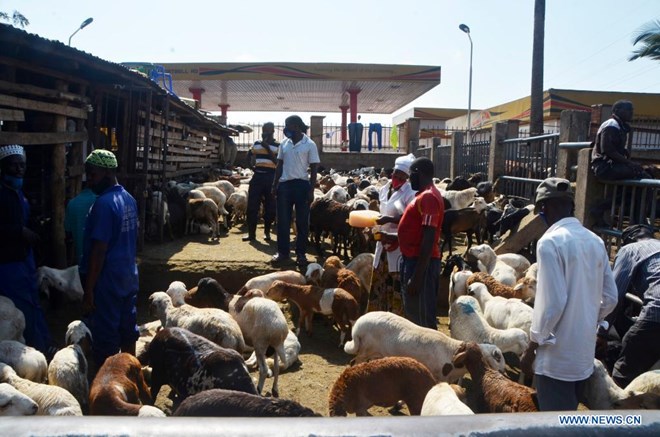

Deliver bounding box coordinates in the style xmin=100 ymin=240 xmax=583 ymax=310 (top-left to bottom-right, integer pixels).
xmin=459 ymin=23 xmax=473 ymax=143
xmin=68 ymin=17 xmax=94 ymax=46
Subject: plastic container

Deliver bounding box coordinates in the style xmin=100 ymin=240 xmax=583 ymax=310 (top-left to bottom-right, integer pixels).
xmin=348 ymin=210 xmax=380 ymax=228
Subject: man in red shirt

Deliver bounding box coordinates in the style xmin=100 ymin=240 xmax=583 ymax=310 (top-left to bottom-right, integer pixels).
xmin=379 ymin=157 xmax=444 ymax=328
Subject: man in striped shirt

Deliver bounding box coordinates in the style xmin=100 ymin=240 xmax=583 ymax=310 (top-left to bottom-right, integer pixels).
xmin=243 ymin=122 xmax=279 ymax=242
xmin=608 ymin=224 xmax=660 ymax=387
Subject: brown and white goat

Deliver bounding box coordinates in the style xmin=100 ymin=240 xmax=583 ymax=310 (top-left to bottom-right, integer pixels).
xmin=328 ymin=356 xmax=436 ymax=416
xmin=89 ymin=353 xmax=152 ymax=416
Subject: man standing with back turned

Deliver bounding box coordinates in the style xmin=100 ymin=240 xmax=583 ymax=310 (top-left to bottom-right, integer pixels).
xmin=271 ymin=115 xmax=319 ymax=269
xmin=521 ymin=177 xmax=618 ymax=411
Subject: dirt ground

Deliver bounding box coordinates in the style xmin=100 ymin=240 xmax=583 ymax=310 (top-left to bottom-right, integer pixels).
xmin=44 ymin=221 xmax=454 ymax=417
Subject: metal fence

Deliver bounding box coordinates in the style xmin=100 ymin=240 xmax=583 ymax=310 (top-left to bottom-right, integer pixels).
xmin=455 ymin=140 xmax=490 ymax=178
xmin=435 ymin=144 xmax=451 ymax=179
xmin=631 ymin=115 xmax=660 ymax=150
xmin=235 ymin=123 xmax=400 ymax=152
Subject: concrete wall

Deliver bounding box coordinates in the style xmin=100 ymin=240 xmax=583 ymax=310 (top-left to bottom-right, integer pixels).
xmin=236 ymin=150 xmax=402 ymax=171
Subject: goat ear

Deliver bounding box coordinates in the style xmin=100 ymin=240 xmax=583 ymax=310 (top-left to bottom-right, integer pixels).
xmin=453 ymin=351 xmax=467 ymax=368
xmin=513 ymin=283 xmax=523 ymax=291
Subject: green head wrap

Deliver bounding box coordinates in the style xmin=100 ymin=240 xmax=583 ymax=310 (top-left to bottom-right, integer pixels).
xmin=85 ymin=149 xmax=117 ymax=169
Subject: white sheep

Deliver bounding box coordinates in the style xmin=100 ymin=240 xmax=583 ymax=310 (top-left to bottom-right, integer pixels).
xmin=148 ymin=291 xmax=245 ymax=352
xmin=64 ymin=320 xmax=93 ymax=359
xmin=343 ymin=311 xmax=506 ymax=383
xmin=449 ymin=296 xmax=529 ymax=356
xmin=138 ymin=405 xmax=167 ymax=417
xmin=420 ymin=382 xmax=474 ymax=416
xmin=47 ymin=344 xmax=89 ymax=413
xmin=245 ymin=330 xmax=301 ymax=373
xmin=203 ymin=180 xmax=235 ymax=199
xmin=345 ymin=253 xmax=375 ymax=297
xmin=441 ymin=187 xmax=478 ymax=210
xmin=0 ymin=383 xmax=38 ymax=416
xmin=226 ymin=191 xmax=248 ymax=225
xmin=228 ymin=292 xmax=288 ymax=397
xmin=304 ymin=263 xmax=324 ymax=286
xmin=36 ymin=265 xmax=84 ymax=301
xmin=494 ymin=253 xmax=531 ymax=280
xmin=467 ymin=244 xmax=518 ymax=286
xmin=0 ymin=363 xmax=82 ymax=416
xmin=165 ymin=280 xmax=188 ymax=306
xmin=0 ymin=340 xmax=47 ymax=383
xmin=236 ymin=270 xmax=306 ymax=295
xmin=324 ymin=185 xmax=349 ymax=203
xmin=449 ymin=269 xmax=474 ymax=307
xmin=582 ymin=359 xmax=660 ymax=409
xmin=0 ymin=295 xmax=25 ymax=343
xmin=186 ymin=198 xmax=220 ymax=239
xmin=467 ymin=282 xmax=533 ymax=336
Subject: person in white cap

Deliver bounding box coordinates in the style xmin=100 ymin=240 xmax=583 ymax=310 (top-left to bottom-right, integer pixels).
xmin=0 ymin=145 xmax=54 ymax=356
xmin=368 ymin=153 xmax=416 ymax=314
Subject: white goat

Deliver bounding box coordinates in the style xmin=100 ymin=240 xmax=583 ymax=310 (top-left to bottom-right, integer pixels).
xmin=343 ymin=311 xmax=505 ymax=383
xmin=0 ymin=363 xmax=82 ymax=416
xmin=0 ymin=383 xmax=38 ymax=416
xmin=36 ymin=265 xmax=83 ymax=301
xmin=442 ymin=187 xmax=478 ymax=210
xmin=449 ymin=296 xmax=528 ymax=356
xmin=468 ymin=244 xmax=518 ymax=286
xmin=148 ymin=292 xmax=245 ymax=352
xmin=138 ymin=405 xmax=167 ymax=417
xmin=226 ymin=191 xmax=248 ymax=225
xmin=468 ymin=282 xmax=533 ymax=336
xmin=421 ymin=382 xmax=474 ymax=416
xmin=0 ymin=296 xmax=25 ymax=343
xmin=0 ymin=340 xmax=47 ymax=383
xmin=228 ymin=292 xmax=288 ymax=397
xmin=47 ymin=344 xmax=89 ymax=413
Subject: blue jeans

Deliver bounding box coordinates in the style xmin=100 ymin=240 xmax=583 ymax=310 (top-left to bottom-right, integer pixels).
xmin=368 ymin=123 xmax=382 ymax=151
xmin=399 ymin=256 xmax=441 ymax=329
xmin=276 ymin=179 xmax=311 ymax=259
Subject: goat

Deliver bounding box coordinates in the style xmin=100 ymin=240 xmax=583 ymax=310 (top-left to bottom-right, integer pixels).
xmin=0 ymin=296 xmax=25 ymax=343
xmin=0 ymin=340 xmax=47 ymax=383
xmin=89 ymin=352 xmax=152 ymax=415
xmin=421 ymin=382 xmax=475 ymax=416
xmin=47 ymin=344 xmax=89 ymax=413
xmin=0 ymin=382 xmax=38 ymax=416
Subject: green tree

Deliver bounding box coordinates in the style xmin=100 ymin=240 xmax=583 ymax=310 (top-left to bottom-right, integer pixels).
xmin=0 ymin=10 xmax=29 ymax=28
xmin=629 ymin=20 xmax=660 ymax=62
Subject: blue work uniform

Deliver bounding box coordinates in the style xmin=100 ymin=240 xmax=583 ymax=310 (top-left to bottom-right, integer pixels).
xmin=79 ymin=184 xmax=139 ymax=366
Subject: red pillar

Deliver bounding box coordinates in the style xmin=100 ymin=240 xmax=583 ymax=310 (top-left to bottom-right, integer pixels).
xmin=348 ymin=89 xmax=360 ymax=123
xmin=218 ymin=104 xmax=230 ymax=125
xmin=189 ymin=87 xmax=204 ymax=107
xmin=339 ymin=105 xmax=349 ymax=142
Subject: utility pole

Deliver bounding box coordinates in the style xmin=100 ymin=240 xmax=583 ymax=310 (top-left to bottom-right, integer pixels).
xmin=530 ymin=0 xmax=545 ymax=136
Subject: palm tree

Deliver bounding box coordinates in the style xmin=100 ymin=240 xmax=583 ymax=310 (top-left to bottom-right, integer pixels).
xmin=0 ymin=10 xmax=29 ymax=28
xmin=629 ymin=20 xmax=660 ymax=62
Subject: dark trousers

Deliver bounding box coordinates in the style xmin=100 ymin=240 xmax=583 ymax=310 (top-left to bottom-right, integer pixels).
xmin=399 ymin=256 xmax=441 ymax=329
xmin=247 ymin=170 xmax=276 ymax=237
xmin=592 ymin=160 xmax=645 ymax=181
xmin=348 ymin=123 xmax=363 ymax=152
xmin=276 ymin=179 xmax=311 ymax=259
xmin=535 ymin=374 xmax=586 ymax=411
xmin=368 ymin=123 xmax=382 ymax=151
xmin=612 ymin=318 xmax=660 ymax=388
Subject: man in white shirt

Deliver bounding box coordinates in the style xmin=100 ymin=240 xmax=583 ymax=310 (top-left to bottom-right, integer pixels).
xmin=521 ymin=177 xmax=618 ymax=411
xmin=271 ymin=115 xmax=320 ymax=268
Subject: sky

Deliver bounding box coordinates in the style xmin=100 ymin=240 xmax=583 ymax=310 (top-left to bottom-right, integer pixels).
xmin=6 ymin=0 xmax=660 ymax=125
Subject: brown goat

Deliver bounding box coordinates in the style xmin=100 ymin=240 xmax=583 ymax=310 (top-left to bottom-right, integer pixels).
xmin=89 ymin=353 xmax=152 ymax=416
xmin=321 ymin=267 xmax=365 ymax=313
xmin=441 ymin=208 xmax=485 ymax=255
xmin=328 ymin=356 xmax=436 ymax=416
xmin=323 ymin=256 xmax=345 ymax=270
xmin=452 ymin=342 xmax=538 ymax=413
xmin=266 ymin=280 xmax=359 ymax=347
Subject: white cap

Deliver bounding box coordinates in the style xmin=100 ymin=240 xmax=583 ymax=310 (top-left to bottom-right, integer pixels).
xmin=0 ymin=145 xmax=25 ymax=161
xmin=394 ymin=153 xmax=415 ymax=175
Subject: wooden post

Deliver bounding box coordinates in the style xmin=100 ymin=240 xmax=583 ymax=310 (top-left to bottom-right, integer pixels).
xmin=52 ymin=81 xmax=68 ymax=268
xmin=556 ymin=110 xmax=590 ymax=180
xmin=575 ymin=147 xmax=604 ymax=227
xmin=450 ymin=131 xmax=463 ymax=179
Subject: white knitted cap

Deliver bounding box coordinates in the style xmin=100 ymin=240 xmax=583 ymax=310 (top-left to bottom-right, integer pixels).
xmin=394 ymin=153 xmax=415 ymax=175
xmin=0 ymin=145 xmax=25 ymax=161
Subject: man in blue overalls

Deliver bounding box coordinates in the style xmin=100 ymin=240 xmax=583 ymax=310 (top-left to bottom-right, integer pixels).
xmin=79 ymin=149 xmax=139 ymax=369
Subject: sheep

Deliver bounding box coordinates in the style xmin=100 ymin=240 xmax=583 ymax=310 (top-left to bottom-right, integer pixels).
xmin=225 ymin=190 xmax=248 ymax=228
xmin=494 ymin=253 xmax=531 ymax=280
xmin=138 ymin=405 xmax=167 ymax=417
xmin=467 ymin=244 xmax=518 ymax=286
xmin=203 ymin=179 xmax=235 ymax=199
xmin=452 ymin=342 xmax=538 ymax=413
xmin=64 ymin=320 xmax=93 ymax=359
xmin=320 ymin=267 xmax=365 ymax=313
xmin=236 ymin=270 xmax=306 ymax=295
xmin=467 ymin=282 xmax=533 ymax=336
xmin=0 ymin=362 xmax=82 ymax=416
xmin=612 ymin=392 xmax=660 ymax=410
xmin=420 ymin=382 xmax=475 ymax=416
xmin=146 ymin=327 xmax=257 ymax=401
xmin=89 ymin=352 xmax=152 ymax=415
xmin=304 ymin=263 xmax=324 ymax=286
xmin=310 ymin=197 xmax=354 ymax=258
xmin=441 ymin=187 xmax=478 ymax=210
xmin=0 ymin=295 xmax=25 ymax=343
xmin=174 ymin=388 xmax=319 ymax=417
xmin=185 ymin=198 xmax=219 ymax=239
xmin=168 ymin=277 xmax=231 ymax=310
xmin=0 ymin=340 xmax=47 ymax=383
xmin=47 ymin=344 xmax=89 ymax=413
xmin=146 ymin=190 xmax=173 ymax=241
xmin=345 ymin=252 xmax=375 ymax=297
xmin=449 ymin=269 xmax=474 ymax=307
xmin=343 ymin=311 xmax=506 ymax=383
xmin=245 ymin=330 xmax=301 ymax=373
xmin=449 ymin=296 xmax=528 ymax=356
xmin=0 ymin=382 xmax=38 ymax=416
xmin=36 ymin=265 xmax=83 ymax=302
xmin=266 ymin=281 xmax=359 ymax=347
xmin=165 ymin=280 xmax=188 ymax=306
xmin=581 ymin=359 xmax=660 ymax=410
xmin=440 ymin=207 xmax=486 ymax=255
xmin=148 ymin=291 xmax=245 ymax=353
xmin=228 ymin=291 xmax=288 ymax=397
xmin=323 ymin=255 xmax=345 ymax=270
xmin=328 ymin=356 xmax=437 ymax=416
xmin=466 ymin=271 xmax=534 ymax=303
